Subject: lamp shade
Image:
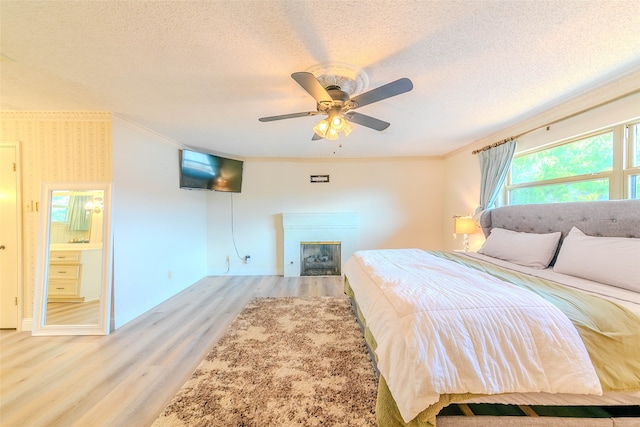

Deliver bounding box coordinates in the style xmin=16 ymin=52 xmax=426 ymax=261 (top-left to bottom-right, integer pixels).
xmin=454 ymin=217 xmax=476 ymax=235
xmin=313 ymin=118 xmax=330 ymax=138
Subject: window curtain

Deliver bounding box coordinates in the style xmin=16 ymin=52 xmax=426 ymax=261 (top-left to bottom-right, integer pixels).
xmin=68 ymin=195 xmax=91 ymax=231
xmin=474 ymin=139 xmax=517 ymax=216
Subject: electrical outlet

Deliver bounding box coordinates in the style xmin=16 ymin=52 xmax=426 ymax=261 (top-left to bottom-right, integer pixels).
xmin=167 ymin=270 xmax=172 ymax=279
xmin=226 ymin=255 xmax=230 ymax=262
xmin=244 ymin=255 xmax=251 ymax=264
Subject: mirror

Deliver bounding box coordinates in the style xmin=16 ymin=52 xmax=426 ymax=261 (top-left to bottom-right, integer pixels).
xmin=33 ymin=181 xmax=113 ymax=335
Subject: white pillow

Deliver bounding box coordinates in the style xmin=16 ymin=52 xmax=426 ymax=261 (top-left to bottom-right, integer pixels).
xmin=553 ymin=227 xmax=640 ymax=292
xmin=478 ymin=227 xmax=561 ymax=269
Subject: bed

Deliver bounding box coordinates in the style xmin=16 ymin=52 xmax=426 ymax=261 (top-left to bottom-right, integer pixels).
xmin=343 ymin=200 xmax=640 ymax=427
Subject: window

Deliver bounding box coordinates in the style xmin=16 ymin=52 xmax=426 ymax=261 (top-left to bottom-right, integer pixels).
xmin=633 ymin=122 xmax=640 ymax=166
xmin=507 ymin=120 xmax=639 ymax=204
xmin=626 ymin=121 xmax=640 ymax=199
xmin=50 ymin=192 xmax=70 ymax=223
xmin=630 ymin=175 xmax=640 ymax=199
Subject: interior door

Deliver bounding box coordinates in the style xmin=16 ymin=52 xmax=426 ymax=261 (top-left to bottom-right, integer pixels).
xmin=0 ymin=144 xmax=19 ymax=329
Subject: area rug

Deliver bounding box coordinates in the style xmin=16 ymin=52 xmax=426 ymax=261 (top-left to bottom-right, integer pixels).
xmin=152 ymin=297 xmax=378 ymax=427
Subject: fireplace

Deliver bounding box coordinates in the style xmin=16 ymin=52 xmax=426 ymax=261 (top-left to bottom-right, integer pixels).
xmin=300 ymin=242 xmax=341 ymax=276
xmin=281 ymin=213 xmax=359 ymax=277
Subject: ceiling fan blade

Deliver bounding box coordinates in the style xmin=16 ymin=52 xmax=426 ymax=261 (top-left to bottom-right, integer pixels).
xmin=350 ymin=78 xmax=413 ymax=109
xmin=291 ymin=72 xmax=333 ymax=104
xmin=345 ymin=111 xmax=390 ymax=131
xmin=311 ymin=133 xmax=323 ymax=141
xmin=259 ymin=111 xmax=320 ymax=122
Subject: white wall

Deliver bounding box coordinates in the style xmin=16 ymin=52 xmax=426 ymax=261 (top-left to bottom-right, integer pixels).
xmin=442 ymin=150 xmax=482 ymax=252
xmin=442 ymin=83 xmax=640 ymax=252
xmin=206 ymin=158 xmax=444 ymax=275
xmin=111 ymin=117 xmax=208 ymax=328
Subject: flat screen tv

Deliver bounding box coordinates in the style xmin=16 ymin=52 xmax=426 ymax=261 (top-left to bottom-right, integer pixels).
xmin=179 ymin=149 xmax=243 ymax=193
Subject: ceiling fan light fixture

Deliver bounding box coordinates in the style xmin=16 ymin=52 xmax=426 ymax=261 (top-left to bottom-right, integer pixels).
xmin=313 ymin=113 xmax=353 ymax=140
xmin=330 ymin=113 xmax=353 ymax=136
xmin=313 ymin=118 xmax=330 ymax=138
xmin=342 ymin=119 xmax=353 ymax=136
xmin=325 ymin=127 xmax=339 ymax=140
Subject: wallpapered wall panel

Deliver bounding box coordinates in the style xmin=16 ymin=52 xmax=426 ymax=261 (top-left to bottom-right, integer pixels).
xmin=0 ymin=111 xmax=112 ymax=321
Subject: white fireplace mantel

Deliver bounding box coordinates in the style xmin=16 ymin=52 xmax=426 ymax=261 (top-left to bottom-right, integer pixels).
xmin=282 ymin=213 xmax=359 ymax=277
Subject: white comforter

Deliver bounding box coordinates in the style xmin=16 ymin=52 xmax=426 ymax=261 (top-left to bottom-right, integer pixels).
xmin=343 ymin=249 xmax=602 ymax=423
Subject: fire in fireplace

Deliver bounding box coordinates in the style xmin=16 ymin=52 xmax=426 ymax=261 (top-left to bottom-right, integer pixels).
xmin=300 ymin=241 xmax=341 ymax=276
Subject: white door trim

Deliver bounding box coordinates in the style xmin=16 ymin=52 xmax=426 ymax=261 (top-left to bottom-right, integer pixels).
xmin=0 ymin=141 xmax=23 ymax=330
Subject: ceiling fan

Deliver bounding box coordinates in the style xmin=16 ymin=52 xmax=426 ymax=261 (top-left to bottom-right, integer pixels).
xmin=259 ymin=71 xmax=413 ymax=140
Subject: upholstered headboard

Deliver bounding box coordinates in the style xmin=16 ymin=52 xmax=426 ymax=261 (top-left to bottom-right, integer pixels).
xmin=479 ymin=200 xmax=640 ymax=244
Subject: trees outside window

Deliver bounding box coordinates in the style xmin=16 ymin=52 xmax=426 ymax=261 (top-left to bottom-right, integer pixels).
xmin=51 ymin=193 xmax=70 ymax=223
xmin=507 ymin=120 xmax=639 ymax=204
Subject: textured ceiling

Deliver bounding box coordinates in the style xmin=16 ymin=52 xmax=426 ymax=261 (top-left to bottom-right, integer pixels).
xmin=1 ymin=0 xmax=639 ymax=158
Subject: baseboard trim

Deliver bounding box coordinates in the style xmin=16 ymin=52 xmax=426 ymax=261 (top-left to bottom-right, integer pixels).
xmin=22 ymin=317 xmax=33 ymax=331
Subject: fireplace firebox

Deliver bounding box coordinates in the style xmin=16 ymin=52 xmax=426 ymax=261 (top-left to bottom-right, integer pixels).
xmin=300 ymin=242 xmax=341 ymax=276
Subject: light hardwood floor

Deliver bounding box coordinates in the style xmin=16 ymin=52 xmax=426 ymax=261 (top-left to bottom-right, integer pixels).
xmin=0 ymin=275 xmax=345 ymax=427
xmin=45 ymin=301 xmax=100 ymax=325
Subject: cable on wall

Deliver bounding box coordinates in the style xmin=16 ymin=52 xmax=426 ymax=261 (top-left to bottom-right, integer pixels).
xmin=229 ymin=193 xmax=244 ymax=261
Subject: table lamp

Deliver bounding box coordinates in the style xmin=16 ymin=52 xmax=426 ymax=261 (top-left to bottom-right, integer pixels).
xmin=453 ymin=216 xmax=476 ymax=252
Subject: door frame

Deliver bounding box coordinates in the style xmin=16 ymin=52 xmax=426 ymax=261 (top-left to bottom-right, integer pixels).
xmin=0 ymin=141 xmax=23 ymax=330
